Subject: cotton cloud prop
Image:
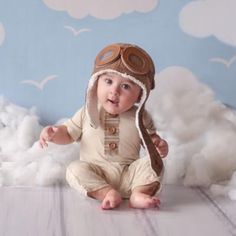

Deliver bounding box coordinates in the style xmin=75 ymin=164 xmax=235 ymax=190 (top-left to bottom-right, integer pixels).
xmin=42 ymin=0 xmax=158 ymax=20
xmin=0 ymin=22 xmax=5 ymax=46
xmin=179 ymin=0 xmax=236 ymax=47
xmin=147 ymin=66 xmax=236 ymax=200
xmin=0 ymin=66 xmax=236 ymax=200
xmin=0 ymin=97 xmax=79 ymax=186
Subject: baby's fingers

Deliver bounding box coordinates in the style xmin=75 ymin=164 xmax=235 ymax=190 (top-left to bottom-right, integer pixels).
xmin=160 ymin=148 xmax=168 ymax=158
xmin=45 ymin=126 xmax=57 ymax=141
xmin=157 ymin=140 xmax=169 ymax=158
xmin=52 ymin=126 xmax=59 ymax=133
xmin=39 ymin=137 xmax=48 ymax=148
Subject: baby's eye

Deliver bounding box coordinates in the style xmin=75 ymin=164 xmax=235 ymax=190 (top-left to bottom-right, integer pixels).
xmin=121 ymin=83 xmax=131 ymax=90
xmin=105 ymin=78 xmax=112 ymax=84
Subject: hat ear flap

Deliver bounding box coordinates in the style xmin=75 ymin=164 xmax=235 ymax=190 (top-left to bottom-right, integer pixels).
xmin=86 ymin=76 xmax=99 ymax=128
xmin=138 ymin=106 xmax=163 ymax=176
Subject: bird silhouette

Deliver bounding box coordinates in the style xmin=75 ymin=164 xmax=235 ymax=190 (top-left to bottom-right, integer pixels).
xmin=64 ymin=25 xmax=91 ymax=36
xmin=209 ymin=55 xmax=236 ymax=68
xmin=0 ymin=22 xmax=5 ymax=45
xmin=20 ymin=75 xmax=58 ymax=90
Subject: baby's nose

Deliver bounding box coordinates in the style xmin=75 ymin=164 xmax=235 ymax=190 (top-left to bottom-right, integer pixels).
xmin=110 ymin=85 xmax=120 ymax=95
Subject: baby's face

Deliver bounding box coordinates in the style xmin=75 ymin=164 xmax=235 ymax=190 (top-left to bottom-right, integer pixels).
xmin=97 ymin=73 xmax=141 ymax=115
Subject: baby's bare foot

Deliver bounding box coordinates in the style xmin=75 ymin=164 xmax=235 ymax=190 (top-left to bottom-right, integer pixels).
xmin=129 ymin=192 xmax=160 ymax=209
xmin=101 ymin=189 xmax=122 ymax=210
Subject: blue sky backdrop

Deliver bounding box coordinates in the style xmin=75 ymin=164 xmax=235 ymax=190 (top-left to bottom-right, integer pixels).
xmin=0 ymin=0 xmax=236 ymax=124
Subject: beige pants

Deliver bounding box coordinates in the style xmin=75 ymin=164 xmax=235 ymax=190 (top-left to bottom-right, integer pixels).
xmin=66 ymin=157 xmax=163 ymax=198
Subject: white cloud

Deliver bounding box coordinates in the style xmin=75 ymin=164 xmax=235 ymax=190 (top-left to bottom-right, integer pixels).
xmin=0 ymin=22 xmax=5 ymax=46
xmin=147 ymin=66 xmax=236 ymax=197
xmin=179 ymin=0 xmax=236 ymax=47
xmin=0 ymin=96 xmax=79 ymax=186
xmin=42 ymin=0 xmax=158 ymax=20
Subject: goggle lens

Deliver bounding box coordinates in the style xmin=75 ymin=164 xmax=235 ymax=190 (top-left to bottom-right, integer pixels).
xmin=122 ymin=47 xmax=150 ymax=75
xmin=95 ymin=45 xmax=120 ymax=67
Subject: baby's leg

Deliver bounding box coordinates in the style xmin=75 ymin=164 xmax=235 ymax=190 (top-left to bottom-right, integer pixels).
xmin=129 ymin=182 xmax=160 ymax=209
xmin=88 ymin=186 xmax=122 ymax=210
xmin=67 ymin=160 xmax=122 ymax=209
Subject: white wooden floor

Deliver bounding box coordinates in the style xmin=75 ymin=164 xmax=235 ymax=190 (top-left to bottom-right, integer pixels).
xmin=0 ymin=184 xmax=235 ymax=236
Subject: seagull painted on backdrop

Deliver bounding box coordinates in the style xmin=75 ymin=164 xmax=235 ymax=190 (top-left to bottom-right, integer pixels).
xmin=209 ymin=55 xmax=236 ymax=68
xmin=64 ymin=26 xmax=91 ymax=36
xmin=20 ymin=75 xmax=58 ymax=90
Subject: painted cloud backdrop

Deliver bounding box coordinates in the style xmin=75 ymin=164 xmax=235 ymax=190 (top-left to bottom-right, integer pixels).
xmin=43 ymin=0 xmax=158 ymax=19
xmin=179 ymin=0 xmax=236 ymax=47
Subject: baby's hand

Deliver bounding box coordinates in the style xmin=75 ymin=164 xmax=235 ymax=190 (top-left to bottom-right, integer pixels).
xmin=39 ymin=126 xmax=59 ymax=148
xmin=156 ymin=139 xmax=168 ymax=158
xmin=151 ymin=134 xmax=169 ymax=158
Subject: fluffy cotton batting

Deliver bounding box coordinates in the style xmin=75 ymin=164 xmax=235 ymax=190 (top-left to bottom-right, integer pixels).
xmin=147 ymin=66 xmax=236 ymax=199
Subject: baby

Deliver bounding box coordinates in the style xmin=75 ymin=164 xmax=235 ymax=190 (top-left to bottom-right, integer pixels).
xmin=39 ymin=43 xmax=168 ymax=210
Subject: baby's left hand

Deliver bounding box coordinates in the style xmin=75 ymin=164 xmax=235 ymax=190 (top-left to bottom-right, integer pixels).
xmin=151 ymin=134 xmax=169 ymax=158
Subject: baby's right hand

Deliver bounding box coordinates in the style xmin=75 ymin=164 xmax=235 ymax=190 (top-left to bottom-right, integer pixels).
xmin=39 ymin=126 xmax=59 ymax=148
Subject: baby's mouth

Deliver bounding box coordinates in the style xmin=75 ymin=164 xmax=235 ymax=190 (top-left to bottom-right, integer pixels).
xmin=108 ymin=99 xmax=119 ymax=105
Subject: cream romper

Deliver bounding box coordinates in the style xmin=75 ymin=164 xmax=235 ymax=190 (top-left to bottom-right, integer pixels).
xmin=64 ymin=106 xmax=162 ymax=198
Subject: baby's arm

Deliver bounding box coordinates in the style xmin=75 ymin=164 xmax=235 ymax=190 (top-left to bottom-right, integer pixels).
xmin=39 ymin=125 xmax=73 ymax=148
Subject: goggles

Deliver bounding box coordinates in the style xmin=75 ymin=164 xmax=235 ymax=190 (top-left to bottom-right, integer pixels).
xmin=94 ymin=44 xmax=155 ymax=86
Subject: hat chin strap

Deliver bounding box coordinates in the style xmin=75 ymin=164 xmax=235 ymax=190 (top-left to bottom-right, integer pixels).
xmin=138 ymin=105 xmax=163 ymax=176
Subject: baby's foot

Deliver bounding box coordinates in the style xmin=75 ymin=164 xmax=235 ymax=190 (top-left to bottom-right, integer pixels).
xmin=129 ymin=192 xmax=160 ymax=209
xmin=101 ymin=189 xmax=122 ymax=210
